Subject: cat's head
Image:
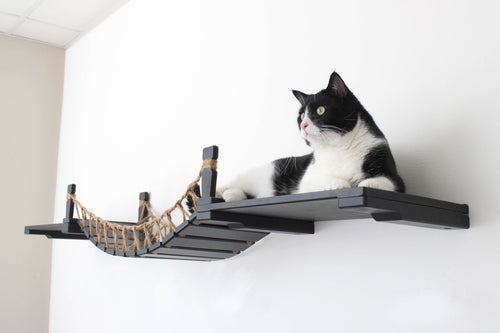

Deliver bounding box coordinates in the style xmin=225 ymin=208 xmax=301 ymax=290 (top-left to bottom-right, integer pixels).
xmin=292 ymin=72 xmax=363 ymax=146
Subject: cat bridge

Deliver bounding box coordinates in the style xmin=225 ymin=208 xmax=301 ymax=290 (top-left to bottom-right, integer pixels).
xmin=25 ymin=146 xmax=470 ymax=261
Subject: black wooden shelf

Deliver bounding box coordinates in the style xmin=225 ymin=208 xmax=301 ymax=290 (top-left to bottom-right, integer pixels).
xmin=25 ymin=146 xmax=469 ymax=261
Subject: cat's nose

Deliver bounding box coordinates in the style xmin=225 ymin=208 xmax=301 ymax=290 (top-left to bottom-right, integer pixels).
xmin=301 ymin=122 xmax=309 ymax=130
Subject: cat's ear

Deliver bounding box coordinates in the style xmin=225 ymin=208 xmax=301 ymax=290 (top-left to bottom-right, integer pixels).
xmin=327 ymin=72 xmax=348 ymax=97
xmin=292 ymin=90 xmax=308 ymax=105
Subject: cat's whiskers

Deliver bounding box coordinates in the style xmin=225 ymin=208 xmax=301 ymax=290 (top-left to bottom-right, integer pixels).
xmin=343 ymin=111 xmax=357 ymax=121
xmin=319 ymin=125 xmax=348 ymax=134
xmin=318 ymin=131 xmax=336 ymax=146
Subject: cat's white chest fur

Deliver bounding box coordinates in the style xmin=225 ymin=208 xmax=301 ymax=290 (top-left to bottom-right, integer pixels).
xmin=297 ymin=120 xmax=386 ymax=193
xmin=297 ymin=147 xmax=365 ymax=192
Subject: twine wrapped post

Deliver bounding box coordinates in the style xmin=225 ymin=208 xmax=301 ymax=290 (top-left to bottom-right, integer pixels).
xmin=198 ymin=145 xmax=222 ymax=206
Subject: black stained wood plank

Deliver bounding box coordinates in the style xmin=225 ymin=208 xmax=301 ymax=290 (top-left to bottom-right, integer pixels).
xmin=140 ymin=253 xmax=216 ymax=261
xmin=153 ymin=246 xmax=237 ymax=259
xmin=62 ymin=219 xmax=84 ymax=234
xmin=201 ymin=189 xmax=344 ymax=213
xmin=160 ymin=232 xmax=176 ymax=246
xmin=46 ymin=233 xmax=88 ymax=240
xmin=164 ymin=235 xmax=252 ymax=252
xmin=203 ymin=187 xmax=469 ymax=229
xmin=176 ymin=220 xmax=268 ymax=242
xmin=205 ymin=187 xmax=468 ymax=215
xmin=148 ymin=242 xmax=163 ymax=253
xmin=360 ymin=196 xmax=469 ymax=229
xmin=197 ymin=211 xmax=314 ymax=234
xmin=205 ymin=195 xmax=367 ymax=222
xmin=25 ymin=223 xmax=64 ymax=236
xmin=25 ymin=224 xmax=87 ymax=240
xmin=25 ymin=223 xmax=64 ymax=233
xmin=358 ymin=187 xmax=468 ymax=213
xmin=134 ymin=241 xmax=163 ymax=256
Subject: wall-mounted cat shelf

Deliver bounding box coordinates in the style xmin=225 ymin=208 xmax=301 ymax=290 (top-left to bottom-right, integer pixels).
xmin=25 ymin=146 xmax=469 ymax=261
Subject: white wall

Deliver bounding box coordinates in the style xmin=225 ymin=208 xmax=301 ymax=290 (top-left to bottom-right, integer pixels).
xmin=0 ymin=35 xmax=65 ymax=333
xmin=51 ymin=0 xmax=500 ymax=332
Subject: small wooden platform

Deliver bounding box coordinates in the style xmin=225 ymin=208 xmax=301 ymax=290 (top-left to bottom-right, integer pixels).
xmin=25 ymin=146 xmax=469 ymax=261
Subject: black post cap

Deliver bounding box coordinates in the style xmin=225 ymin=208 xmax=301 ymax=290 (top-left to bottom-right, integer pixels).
xmin=202 ymin=146 xmax=219 ymax=160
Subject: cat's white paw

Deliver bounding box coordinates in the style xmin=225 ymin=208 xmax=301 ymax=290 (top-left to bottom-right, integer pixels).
xmin=325 ymin=178 xmax=351 ymax=191
xmin=221 ymin=188 xmax=247 ymax=202
xmin=358 ymin=177 xmax=395 ymax=191
xmin=298 ymin=177 xmax=351 ymax=193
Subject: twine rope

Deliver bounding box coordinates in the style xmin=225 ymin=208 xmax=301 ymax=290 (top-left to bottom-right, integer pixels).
xmin=68 ymin=159 xmax=216 ymax=252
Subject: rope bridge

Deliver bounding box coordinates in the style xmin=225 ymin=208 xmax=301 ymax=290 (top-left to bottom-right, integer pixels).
xmin=67 ymin=159 xmax=217 ymax=252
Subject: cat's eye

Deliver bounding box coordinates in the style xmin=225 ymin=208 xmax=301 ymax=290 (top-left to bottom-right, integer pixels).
xmin=317 ymin=106 xmax=326 ymax=116
xmin=300 ymin=113 xmax=305 ymax=120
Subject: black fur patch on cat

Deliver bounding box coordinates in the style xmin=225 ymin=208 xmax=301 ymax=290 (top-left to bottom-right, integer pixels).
xmin=272 ymin=154 xmax=314 ymax=195
xmin=363 ymin=145 xmax=405 ymax=192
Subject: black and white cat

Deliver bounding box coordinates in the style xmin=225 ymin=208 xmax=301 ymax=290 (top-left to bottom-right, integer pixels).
xmin=217 ymin=71 xmax=405 ymax=202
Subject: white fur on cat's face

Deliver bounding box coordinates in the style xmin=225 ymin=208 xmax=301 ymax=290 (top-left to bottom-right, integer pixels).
xmin=299 ymin=110 xmax=320 ymax=138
